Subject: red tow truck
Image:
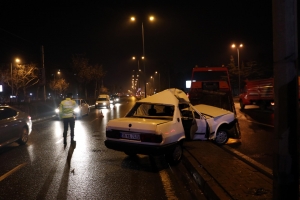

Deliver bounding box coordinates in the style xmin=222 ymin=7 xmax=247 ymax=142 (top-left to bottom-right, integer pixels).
xmin=238 ymin=76 xmax=300 ymax=110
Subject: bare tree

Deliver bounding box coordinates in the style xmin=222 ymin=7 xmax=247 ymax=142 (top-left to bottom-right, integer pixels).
xmin=71 ymin=54 xmax=107 ymax=98
xmin=71 ymin=54 xmax=90 ymax=98
xmin=49 ymin=78 xmax=69 ymax=97
xmin=2 ymin=63 xmax=39 ymax=96
xmin=91 ymin=64 xmax=107 ymax=97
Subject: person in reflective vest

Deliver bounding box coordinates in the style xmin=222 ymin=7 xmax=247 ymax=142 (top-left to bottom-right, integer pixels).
xmin=59 ymin=92 xmax=77 ymax=145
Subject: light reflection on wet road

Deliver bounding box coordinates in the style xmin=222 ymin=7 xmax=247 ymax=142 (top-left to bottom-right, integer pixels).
xmin=0 ymin=97 xmax=205 ymax=199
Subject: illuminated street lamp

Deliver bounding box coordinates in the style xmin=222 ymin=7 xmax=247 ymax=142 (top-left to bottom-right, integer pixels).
xmin=231 ymin=43 xmax=243 ymax=94
xmin=132 ymin=56 xmax=145 ymax=95
xmin=11 ymin=58 xmax=20 ymax=97
xmin=130 ymin=16 xmax=155 ymax=97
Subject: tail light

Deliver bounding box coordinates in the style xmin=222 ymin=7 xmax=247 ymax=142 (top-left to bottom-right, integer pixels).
xmin=140 ymin=134 xmax=162 ymax=143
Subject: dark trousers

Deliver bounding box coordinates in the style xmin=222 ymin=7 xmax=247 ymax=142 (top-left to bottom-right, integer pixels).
xmin=63 ymin=117 xmax=75 ymax=138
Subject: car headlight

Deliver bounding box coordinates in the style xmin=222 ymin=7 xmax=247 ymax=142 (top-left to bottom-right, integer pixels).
xmin=103 ymin=102 xmax=106 ymax=105
xmin=55 ymin=108 xmax=59 ymax=113
xmin=74 ymin=107 xmax=80 ymax=113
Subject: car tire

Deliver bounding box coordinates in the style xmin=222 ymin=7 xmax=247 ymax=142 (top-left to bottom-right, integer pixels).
xmin=17 ymin=127 xmax=29 ymax=145
xmin=165 ymin=142 xmax=183 ymax=165
xmin=214 ymin=129 xmax=228 ymax=145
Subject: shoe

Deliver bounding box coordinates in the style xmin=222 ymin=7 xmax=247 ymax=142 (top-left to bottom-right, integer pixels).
xmin=63 ymin=137 xmax=67 ymax=145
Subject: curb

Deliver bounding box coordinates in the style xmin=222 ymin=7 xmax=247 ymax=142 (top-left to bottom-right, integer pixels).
xmin=182 ymin=150 xmax=232 ymax=200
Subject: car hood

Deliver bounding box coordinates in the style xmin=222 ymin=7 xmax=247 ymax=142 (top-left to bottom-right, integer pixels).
xmin=193 ymin=104 xmax=233 ymax=117
xmin=107 ymin=117 xmax=170 ymax=133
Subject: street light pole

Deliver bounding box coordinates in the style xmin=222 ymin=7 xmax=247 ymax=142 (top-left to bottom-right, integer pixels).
xmin=131 ymin=16 xmax=154 ymax=98
xmin=11 ymin=63 xmax=13 ymax=98
xmin=155 ymin=71 xmax=161 ymax=92
xmin=231 ymin=44 xmax=243 ymax=94
xmin=10 ymin=58 xmax=20 ymax=100
xmin=237 ymin=47 xmax=240 ymax=94
xmin=142 ymin=22 xmax=147 ymax=97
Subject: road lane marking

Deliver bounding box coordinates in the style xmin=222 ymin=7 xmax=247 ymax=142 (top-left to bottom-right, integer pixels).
xmin=159 ymin=170 xmax=178 ymax=200
xmin=223 ymin=145 xmax=273 ymax=179
xmin=56 ymin=138 xmax=63 ymax=144
xmin=0 ymin=163 xmax=27 ymax=182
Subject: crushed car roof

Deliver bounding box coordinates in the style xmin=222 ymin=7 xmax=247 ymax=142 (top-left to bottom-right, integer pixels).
xmin=139 ymin=88 xmax=190 ymax=105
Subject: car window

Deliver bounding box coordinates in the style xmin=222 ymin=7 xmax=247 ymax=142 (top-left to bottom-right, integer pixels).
xmin=126 ymin=103 xmax=174 ymax=119
xmin=97 ymin=98 xmax=107 ymax=101
xmin=0 ymin=107 xmax=17 ymax=120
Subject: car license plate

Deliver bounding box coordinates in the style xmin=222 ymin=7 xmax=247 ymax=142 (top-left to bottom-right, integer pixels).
xmin=121 ymin=132 xmax=140 ymax=140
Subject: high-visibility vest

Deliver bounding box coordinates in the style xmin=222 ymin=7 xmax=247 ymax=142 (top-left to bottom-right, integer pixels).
xmin=59 ymin=98 xmax=77 ymax=118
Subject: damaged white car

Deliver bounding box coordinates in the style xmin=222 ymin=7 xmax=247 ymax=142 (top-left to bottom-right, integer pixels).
xmin=105 ymin=88 xmax=237 ymax=164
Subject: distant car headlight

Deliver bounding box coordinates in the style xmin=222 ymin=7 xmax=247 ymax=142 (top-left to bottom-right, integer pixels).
xmin=115 ymin=98 xmax=119 ymax=101
xmin=55 ymin=108 xmax=59 ymax=113
xmin=74 ymin=107 xmax=80 ymax=113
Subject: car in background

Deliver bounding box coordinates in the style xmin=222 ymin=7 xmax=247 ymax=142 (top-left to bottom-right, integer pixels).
xmin=95 ymin=94 xmax=110 ymax=109
xmin=0 ymin=105 xmax=32 ymax=147
xmin=111 ymin=95 xmax=120 ymax=104
xmin=55 ymin=98 xmax=90 ymax=119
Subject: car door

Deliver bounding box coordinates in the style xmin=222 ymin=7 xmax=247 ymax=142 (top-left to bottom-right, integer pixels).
xmin=179 ymin=104 xmax=198 ymax=140
xmin=0 ymin=108 xmax=19 ymax=145
xmin=190 ymin=105 xmax=208 ymax=140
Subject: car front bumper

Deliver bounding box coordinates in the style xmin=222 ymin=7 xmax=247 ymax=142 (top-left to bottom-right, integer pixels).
xmin=104 ymin=139 xmax=178 ymax=156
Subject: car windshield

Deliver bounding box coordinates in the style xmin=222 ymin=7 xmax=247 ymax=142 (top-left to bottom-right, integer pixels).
xmin=126 ymin=103 xmax=174 ymax=120
xmin=97 ymin=98 xmax=107 ymax=101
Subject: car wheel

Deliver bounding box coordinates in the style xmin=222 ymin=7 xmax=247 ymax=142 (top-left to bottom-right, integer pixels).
xmin=215 ymin=129 xmax=228 ymax=145
xmin=165 ymin=142 xmax=183 ymax=165
xmin=17 ymin=127 xmax=29 ymax=145
xmin=124 ymin=151 xmax=136 ymax=156
xmin=239 ymin=100 xmax=245 ymax=110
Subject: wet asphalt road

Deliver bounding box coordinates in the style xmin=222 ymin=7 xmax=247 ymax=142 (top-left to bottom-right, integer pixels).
xmin=0 ymin=97 xmax=205 ymax=199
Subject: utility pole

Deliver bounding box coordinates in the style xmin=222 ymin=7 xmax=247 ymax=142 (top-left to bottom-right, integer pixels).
xmin=42 ymin=45 xmax=46 ymax=101
xmin=272 ymin=0 xmax=298 ymax=199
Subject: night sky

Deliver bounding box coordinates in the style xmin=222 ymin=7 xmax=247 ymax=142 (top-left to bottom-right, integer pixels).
xmin=0 ymin=1 xmax=273 ymax=92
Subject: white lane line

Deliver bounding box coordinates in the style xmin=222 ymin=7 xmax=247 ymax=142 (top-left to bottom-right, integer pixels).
xmin=0 ymin=163 xmax=27 ymax=182
xmin=56 ymin=138 xmax=64 ymax=144
xmin=223 ymin=145 xmax=273 ymax=178
xmin=159 ymin=170 xmax=178 ymax=200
